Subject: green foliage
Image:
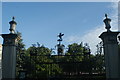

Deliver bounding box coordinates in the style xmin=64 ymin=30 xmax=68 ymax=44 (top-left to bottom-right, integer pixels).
xmin=16 ymin=41 xmax=105 ymax=78
xmin=16 ymin=32 xmax=26 ymax=78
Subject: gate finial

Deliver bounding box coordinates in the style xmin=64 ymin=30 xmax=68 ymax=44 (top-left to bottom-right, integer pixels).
xmin=9 ymin=16 xmax=17 ymax=34
xmin=103 ymin=14 xmax=111 ymax=32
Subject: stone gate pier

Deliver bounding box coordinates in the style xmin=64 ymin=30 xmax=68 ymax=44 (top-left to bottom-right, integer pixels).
xmin=2 ymin=17 xmax=19 ymax=79
xmin=99 ymin=14 xmax=120 ymax=79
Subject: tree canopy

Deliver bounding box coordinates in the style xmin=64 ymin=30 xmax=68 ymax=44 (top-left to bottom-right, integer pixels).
xmin=16 ymin=33 xmax=105 ymax=79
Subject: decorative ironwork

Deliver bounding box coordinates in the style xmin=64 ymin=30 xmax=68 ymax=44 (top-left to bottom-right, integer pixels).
xmin=56 ymin=33 xmax=65 ymax=55
xmin=96 ymin=41 xmax=103 ymax=55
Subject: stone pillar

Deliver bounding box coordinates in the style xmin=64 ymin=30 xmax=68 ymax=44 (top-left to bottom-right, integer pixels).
xmin=99 ymin=32 xmax=120 ymax=79
xmin=1 ymin=17 xmax=18 ymax=79
xmin=2 ymin=34 xmax=18 ymax=79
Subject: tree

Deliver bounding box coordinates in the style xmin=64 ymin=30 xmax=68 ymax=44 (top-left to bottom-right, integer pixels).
xmin=92 ymin=54 xmax=105 ymax=73
xmin=16 ymin=31 xmax=26 ymax=78
xmin=25 ymin=45 xmax=62 ymax=78
xmin=16 ymin=38 xmax=105 ymax=79
xmin=61 ymin=43 xmax=91 ymax=76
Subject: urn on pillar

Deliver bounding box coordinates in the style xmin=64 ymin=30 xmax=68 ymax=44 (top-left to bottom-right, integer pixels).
xmin=103 ymin=14 xmax=111 ymax=32
xmin=99 ymin=14 xmax=120 ymax=79
xmin=9 ymin=16 xmax=17 ymax=34
xmin=2 ymin=17 xmax=19 ymax=79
